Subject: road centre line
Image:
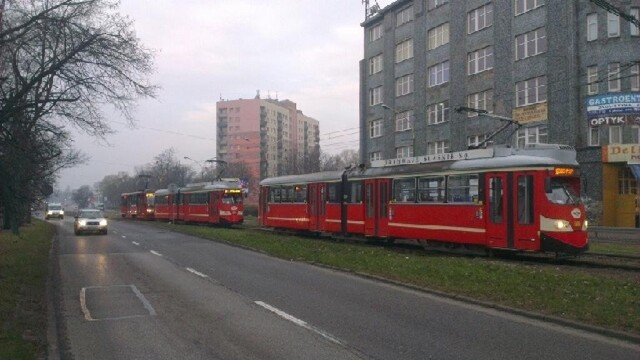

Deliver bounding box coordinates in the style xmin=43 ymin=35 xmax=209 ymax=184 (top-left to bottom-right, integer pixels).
xmin=132 ymin=241 xmax=140 ymax=246
xmin=150 ymin=250 xmax=162 ymax=257
xmin=185 ymin=267 xmax=209 ymax=278
xmin=255 ymin=301 xmax=344 ymax=346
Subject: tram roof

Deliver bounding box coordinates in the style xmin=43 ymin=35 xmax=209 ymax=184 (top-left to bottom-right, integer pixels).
xmin=259 ymin=144 xmax=578 ymax=186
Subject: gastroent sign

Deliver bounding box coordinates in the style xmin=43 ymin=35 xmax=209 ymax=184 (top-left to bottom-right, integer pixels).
xmin=586 ymin=92 xmax=640 ymax=127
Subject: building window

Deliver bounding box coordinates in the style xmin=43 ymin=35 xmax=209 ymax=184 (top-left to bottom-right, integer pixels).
xmin=369 ymin=24 xmax=383 ymax=42
xmin=607 ymin=12 xmax=620 ymax=37
xmin=396 ymin=145 xmax=414 ymax=158
xmin=428 ymin=61 xmax=450 ymax=87
xmin=370 ymin=119 xmax=383 ymax=138
xmin=369 ymin=54 xmax=383 ymax=75
xmin=395 ymin=39 xmax=414 ymax=63
xmin=467 ymin=90 xmax=494 ymax=115
xmin=589 ymin=127 xmax=599 ymax=146
xmin=428 ymin=0 xmax=448 ymax=11
xmin=468 ymin=134 xmax=487 ymax=147
xmin=608 ymin=63 xmax=621 ymax=92
xmin=515 ymin=0 xmax=544 ymax=16
xmin=395 ymin=110 xmax=414 ymax=132
xmin=369 ymin=86 xmax=382 ymax=106
xmin=369 ymin=151 xmax=382 ymax=162
xmin=468 ymin=46 xmax=494 ymax=74
xmin=428 ymin=23 xmax=449 ymax=50
xmin=631 ymin=8 xmax=639 ymax=36
xmin=468 ymin=3 xmax=493 ymax=34
xmin=587 ymin=65 xmax=599 ymax=95
xmin=516 ymin=125 xmax=548 ymax=148
xmin=632 ymin=126 xmax=640 ymax=144
xmin=396 ymin=6 xmax=413 ymax=26
xmin=515 ymin=28 xmax=546 ymax=60
xmin=516 ymin=76 xmax=546 ymax=107
xmin=631 ymin=63 xmax=639 ymax=91
xmin=428 ymin=140 xmax=449 ymax=155
xmin=396 ymin=74 xmax=414 ymax=97
xmin=609 ymin=126 xmax=622 ymax=144
xmin=618 ymin=167 xmax=637 ymax=195
xmin=427 ymin=101 xmax=449 ymax=125
xmin=587 ymin=13 xmax=598 ymax=41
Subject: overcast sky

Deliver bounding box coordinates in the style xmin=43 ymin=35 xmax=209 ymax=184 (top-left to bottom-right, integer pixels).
xmin=58 ymin=0 xmax=394 ymax=191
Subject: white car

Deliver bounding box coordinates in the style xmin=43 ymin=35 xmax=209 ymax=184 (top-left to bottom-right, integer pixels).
xmin=45 ymin=203 xmax=64 ymax=220
xmin=74 ymin=209 xmax=108 ymax=235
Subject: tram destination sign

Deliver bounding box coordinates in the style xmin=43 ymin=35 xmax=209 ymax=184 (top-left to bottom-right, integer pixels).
xmin=371 ymin=148 xmax=494 ymax=167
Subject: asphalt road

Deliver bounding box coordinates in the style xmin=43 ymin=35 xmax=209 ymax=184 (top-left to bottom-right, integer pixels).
xmin=50 ymin=218 xmax=640 ymax=360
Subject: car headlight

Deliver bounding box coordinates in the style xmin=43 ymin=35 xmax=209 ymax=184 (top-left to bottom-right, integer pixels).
xmin=554 ymin=220 xmax=570 ymax=230
xmin=47 ymin=211 xmax=53 ymax=215
xmin=79 ymin=220 xmax=87 ymax=226
xmin=99 ymin=220 xmax=108 ymax=226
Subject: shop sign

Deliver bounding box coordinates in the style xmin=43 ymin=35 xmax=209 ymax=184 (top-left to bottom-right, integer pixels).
xmin=512 ymin=103 xmax=548 ymax=124
xmin=587 ymin=92 xmax=640 ymax=127
xmin=602 ymin=144 xmax=640 ymax=163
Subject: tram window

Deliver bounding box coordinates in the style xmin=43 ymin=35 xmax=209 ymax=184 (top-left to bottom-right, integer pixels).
xmin=418 ymin=176 xmax=445 ymax=202
xmin=490 ymin=177 xmax=503 ymax=223
xmin=517 ymin=175 xmax=534 ymax=224
xmin=327 ymin=184 xmax=339 ymax=203
xmin=380 ymin=182 xmax=388 ymax=218
xmin=294 ymin=185 xmax=307 ymax=203
xmin=447 ymin=174 xmax=479 ymax=203
xmin=546 ymin=178 xmax=581 ymax=204
xmin=189 ymin=193 xmax=208 ymax=205
xmin=270 ymin=188 xmax=281 ymax=203
xmin=348 ymin=181 xmax=363 ymax=203
xmin=155 ymin=195 xmax=167 ymax=205
xmin=175 ymin=193 xmax=183 ymax=205
xmin=393 ymin=178 xmax=416 ymax=203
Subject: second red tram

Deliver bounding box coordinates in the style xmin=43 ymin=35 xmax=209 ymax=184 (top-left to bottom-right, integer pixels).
xmin=153 ymin=180 xmax=244 ymax=226
xmin=120 ymin=190 xmax=155 ymax=220
xmin=259 ymin=144 xmax=589 ymax=255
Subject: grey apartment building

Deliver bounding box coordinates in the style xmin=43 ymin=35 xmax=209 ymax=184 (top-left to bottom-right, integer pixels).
xmin=359 ymin=0 xmax=640 ymax=227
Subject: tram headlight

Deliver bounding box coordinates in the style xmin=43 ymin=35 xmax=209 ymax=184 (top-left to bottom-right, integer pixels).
xmin=582 ymin=220 xmax=589 ymax=231
xmin=554 ymin=220 xmax=570 ymax=230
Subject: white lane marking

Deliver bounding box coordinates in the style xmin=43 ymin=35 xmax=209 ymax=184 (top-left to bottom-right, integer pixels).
xmin=80 ymin=285 xmax=156 ymax=321
xmin=255 ymin=301 xmax=344 ymax=346
xmin=121 ymin=235 xmax=126 ymax=239
xmin=150 ymin=250 xmax=162 ymax=257
xmin=185 ymin=267 xmax=209 ymax=278
xmin=132 ymin=241 xmax=140 ymax=246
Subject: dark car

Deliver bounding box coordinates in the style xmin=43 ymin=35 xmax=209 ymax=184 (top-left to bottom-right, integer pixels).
xmin=74 ymin=209 xmax=108 ymax=235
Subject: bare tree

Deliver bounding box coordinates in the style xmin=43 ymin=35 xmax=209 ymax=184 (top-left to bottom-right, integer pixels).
xmin=320 ymin=149 xmax=360 ymax=171
xmin=0 ymin=0 xmax=156 ymax=232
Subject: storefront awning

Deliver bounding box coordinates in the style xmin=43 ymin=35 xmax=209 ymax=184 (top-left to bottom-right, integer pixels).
xmin=630 ymin=164 xmax=640 ymax=180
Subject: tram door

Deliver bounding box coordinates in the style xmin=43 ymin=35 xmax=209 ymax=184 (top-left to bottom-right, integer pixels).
xmin=259 ymin=187 xmax=269 ymax=226
xmin=364 ymin=179 xmax=390 ymax=237
xmin=308 ymin=184 xmax=321 ymax=231
xmin=209 ymin=192 xmax=220 ymax=223
xmin=485 ymin=172 xmax=514 ymax=249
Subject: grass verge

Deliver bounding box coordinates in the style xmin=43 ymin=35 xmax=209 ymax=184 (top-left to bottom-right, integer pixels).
xmin=0 ymin=220 xmax=54 ymax=360
xmin=152 ymin=221 xmax=640 ymax=335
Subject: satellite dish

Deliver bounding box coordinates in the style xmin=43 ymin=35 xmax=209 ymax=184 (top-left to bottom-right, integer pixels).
xmin=168 ymin=183 xmax=178 ymax=194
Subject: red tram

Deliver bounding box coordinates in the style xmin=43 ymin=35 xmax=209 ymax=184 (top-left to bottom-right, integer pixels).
xmin=120 ymin=190 xmax=155 ymax=220
xmin=153 ymin=180 xmax=244 ymax=226
xmin=259 ymin=144 xmax=589 ymax=255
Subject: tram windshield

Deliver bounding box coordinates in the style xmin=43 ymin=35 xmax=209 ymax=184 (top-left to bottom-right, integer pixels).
xmin=546 ymin=178 xmax=581 ymax=205
xmin=222 ymin=194 xmax=242 ymax=204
